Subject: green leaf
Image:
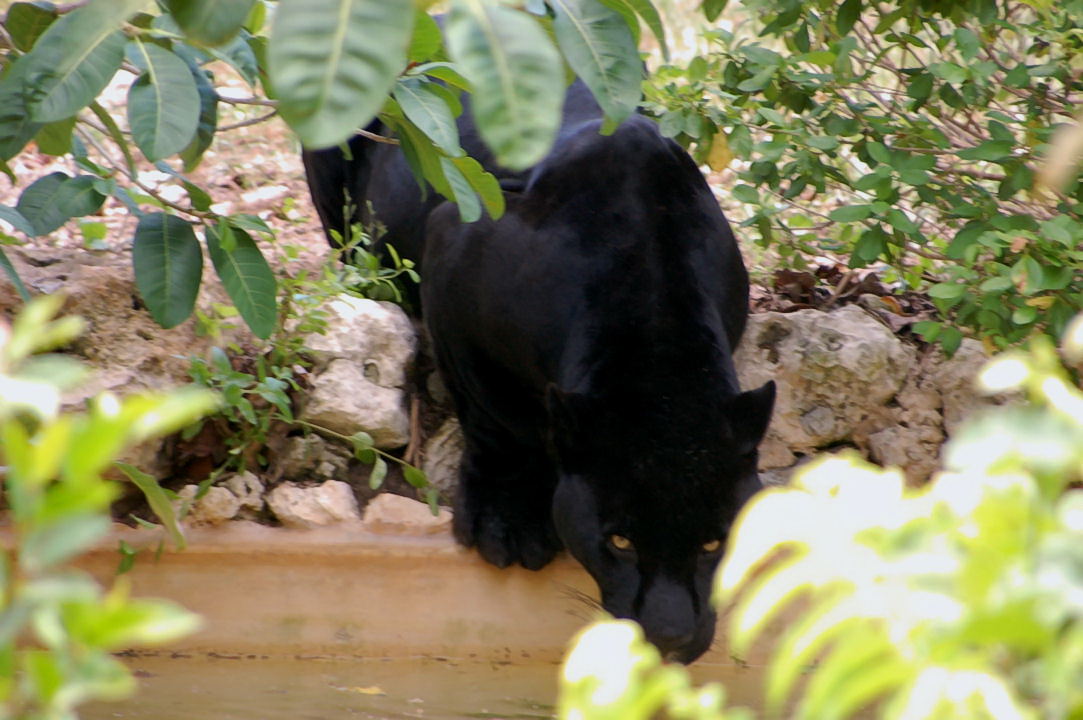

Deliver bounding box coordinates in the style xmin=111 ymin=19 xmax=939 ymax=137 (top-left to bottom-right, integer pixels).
xmin=117 ymin=463 xmax=187 ymax=550
xmin=440 ymin=157 xmax=483 ymax=223
xmin=939 ymin=326 xmax=963 ymax=355
xmin=447 ymin=0 xmax=564 ymax=170
xmin=0 ymin=57 xmax=45 ymax=160
xmin=132 ymin=213 xmax=204 ymax=329
xmin=599 ymin=0 xmax=668 ymax=60
xmin=55 ymin=176 xmax=107 ymax=220
xmin=179 ymin=61 xmax=220 ymax=172
xmin=409 ymin=10 xmax=443 ymax=63
xmin=126 ymin=41 xmax=201 ymax=161
xmin=958 ymin=140 xmax=1014 ymax=162
xmin=829 ymin=205 xmax=873 ymax=222
xmin=0 ymin=204 xmax=37 ymax=237
xmin=853 ymin=227 xmax=886 ymax=262
xmin=702 ymin=0 xmax=728 ymax=22
xmin=403 ymin=465 xmax=428 ymax=489
xmin=16 ymin=172 xmax=71 ymax=236
xmin=929 ymin=61 xmax=968 ymax=85
xmin=953 ymin=27 xmax=980 ymax=60
xmin=898 ymin=168 xmax=930 ymax=186
xmin=166 ymin=0 xmax=256 ymax=47
xmin=5 ymin=1 xmax=59 ymax=52
xmin=206 ymin=223 xmax=278 ymax=339
xmin=450 ymin=155 xmax=506 ymax=219
xmin=907 ymin=71 xmax=933 ymax=102
xmin=207 ymin=30 xmax=260 ymax=87
xmin=369 ymin=457 xmax=388 ymax=489
xmin=0 ymin=247 xmax=32 ymax=302
xmin=393 ymin=78 xmax=463 ymax=156
xmin=836 ymin=0 xmax=861 ymax=34
xmin=22 ymin=0 xmax=141 ymax=122
xmin=269 ymin=0 xmax=415 ymax=149
xmin=929 ymin=282 xmax=966 ymax=300
xmin=20 ymin=514 xmax=111 ymax=573
xmin=33 ymin=116 xmax=76 ymax=156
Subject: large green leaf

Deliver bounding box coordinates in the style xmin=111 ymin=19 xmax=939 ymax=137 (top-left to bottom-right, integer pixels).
xmin=178 ymin=63 xmax=220 ymax=172
xmin=269 ymin=0 xmax=415 ymax=148
xmin=16 ymin=172 xmax=70 ymax=236
xmin=550 ymin=0 xmax=641 ymax=127
xmin=126 ymin=41 xmax=201 ymax=162
xmin=132 ymin=213 xmax=203 ymax=329
xmin=206 ymin=223 xmax=278 ymax=339
xmin=55 ymin=176 xmax=107 ymax=220
xmin=22 ymin=0 xmax=142 ymax=122
xmin=4 ymin=1 xmax=59 ymax=52
xmin=0 ymin=205 xmax=37 ymax=238
xmin=33 ymin=116 xmax=77 ymax=156
xmin=447 ymin=0 xmax=563 ymax=170
xmin=599 ymin=0 xmax=668 ymax=60
xmin=393 ymin=77 xmax=463 ymax=156
xmin=0 ymin=56 xmax=44 ymax=160
xmin=165 ymin=0 xmax=255 ymax=47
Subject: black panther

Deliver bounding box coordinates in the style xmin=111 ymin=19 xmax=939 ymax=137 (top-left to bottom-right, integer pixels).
xmin=303 ymin=80 xmax=775 ymax=664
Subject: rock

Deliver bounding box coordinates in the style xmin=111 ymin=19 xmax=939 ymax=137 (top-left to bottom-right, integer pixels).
xmin=866 ymin=425 xmax=941 ymax=481
xmin=266 ymin=481 xmax=361 ymax=529
xmin=421 ymin=418 xmax=464 ymax=504
xmin=178 ymin=485 xmax=241 ymax=526
xmin=300 ymin=359 xmax=410 ymax=448
xmin=736 ymin=306 xmax=917 ymax=464
xmin=302 ymin=295 xmax=417 ymax=389
xmin=276 ymin=433 xmax=351 ymax=482
xmin=225 ymin=471 xmax=265 ymax=515
xmin=931 ymin=338 xmax=993 ymax=435
xmin=362 ymin=493 xmax=452 ymax=535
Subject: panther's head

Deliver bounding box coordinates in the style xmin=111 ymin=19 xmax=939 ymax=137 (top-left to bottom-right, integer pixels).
xmin=548 ymin=381 xmax=775 ymax=663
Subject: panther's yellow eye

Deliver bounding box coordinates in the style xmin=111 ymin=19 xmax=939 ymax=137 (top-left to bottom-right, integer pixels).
xmin=702 ymin=539 xmax=722 ymax=553
xmin=609 ymin=534 xmax=633 ymax=551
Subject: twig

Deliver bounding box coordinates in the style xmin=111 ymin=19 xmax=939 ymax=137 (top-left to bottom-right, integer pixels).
xmin=356 ymin=127 xmax=400 ymax=145
xmin=218 ymin=110 xmax=279 ymax=132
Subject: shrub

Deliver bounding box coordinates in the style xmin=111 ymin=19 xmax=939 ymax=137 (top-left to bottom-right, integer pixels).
xmin=645 ymin=0 xmax=1083 ymax=351
xmin=0 ymin=295 xmax=217 ymax=718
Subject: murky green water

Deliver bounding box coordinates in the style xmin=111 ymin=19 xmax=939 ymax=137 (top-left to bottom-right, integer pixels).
xmin=83 ymin=653 xmax=765 ymax=720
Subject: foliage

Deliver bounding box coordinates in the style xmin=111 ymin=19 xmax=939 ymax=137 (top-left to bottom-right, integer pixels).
xmin=559 ymin=313 xmax=1083 ymax=720
xmin=0 ymin=0 xmax=659 ymax=335
xmin=0 ymin=295 xmax=216 ymax=720
xmin=559 ymin=621 xmax=752 ymax=720
xmin=331 ymin=221 xmax=421 ymax=306
xmin=644 ymin=0 xmax=1083 ymax=352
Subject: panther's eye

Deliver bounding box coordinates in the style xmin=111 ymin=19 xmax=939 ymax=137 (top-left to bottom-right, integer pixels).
xmin=702 ymin=539 xmax=722 ymax=553
xmin=609 ymin=534 xmax=634 ymax=551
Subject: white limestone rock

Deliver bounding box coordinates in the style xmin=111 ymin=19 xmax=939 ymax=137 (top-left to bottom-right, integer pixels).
xmin=301 ymin=359 xmax=410 ymax=448
xmin=361 ymin=493 xmax=452 ymax=535
xmin=735 ymin=306 xmax=917 ymax=466
xmin=267 ymin=480 xmax=361 ymax=529
xmin=302 ymin=295 xmax=417 ymax=388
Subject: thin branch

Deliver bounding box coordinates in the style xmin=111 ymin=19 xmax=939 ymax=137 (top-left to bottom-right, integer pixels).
xmin=218 ymin=110 xmax=278 ymax=132
xmin=356 ymin=127 xmax=400 ymax=145
xmin=218 ymin=95 xmax=278 ymax=108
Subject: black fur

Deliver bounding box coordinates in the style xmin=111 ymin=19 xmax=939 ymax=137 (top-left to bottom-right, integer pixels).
xmin=303 ymin=81 xmax=775 ymax=664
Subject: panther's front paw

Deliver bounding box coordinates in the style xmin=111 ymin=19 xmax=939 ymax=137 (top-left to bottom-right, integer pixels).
xmin=453 ymin=500 xmax=561 ymax=571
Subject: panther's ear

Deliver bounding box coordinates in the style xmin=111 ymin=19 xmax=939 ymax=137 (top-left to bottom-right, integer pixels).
xmin=723 ymin=381 xmax=776 ymax=451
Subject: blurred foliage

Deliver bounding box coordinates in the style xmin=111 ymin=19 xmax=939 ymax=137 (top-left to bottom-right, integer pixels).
xmin=644 ymin=0 xmax=1083 ymax=352
xmin=559 ymin=314 xmax=1083 ymax=720
xmin=0 ymin=295 xmax=217 ymax=720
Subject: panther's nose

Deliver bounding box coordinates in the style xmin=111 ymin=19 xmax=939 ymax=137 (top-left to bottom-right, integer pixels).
xmin=638 ymin=576 xmax=697 ymax=658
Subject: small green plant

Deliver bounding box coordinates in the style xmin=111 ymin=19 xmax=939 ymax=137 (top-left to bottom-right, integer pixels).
xmin=332 ymin=220 xmax=421 ymax=306
xmin=0 ymin=295 xmax=217 ymax=719
xmin=559 ymin=313 xmax=1083 ymax=720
